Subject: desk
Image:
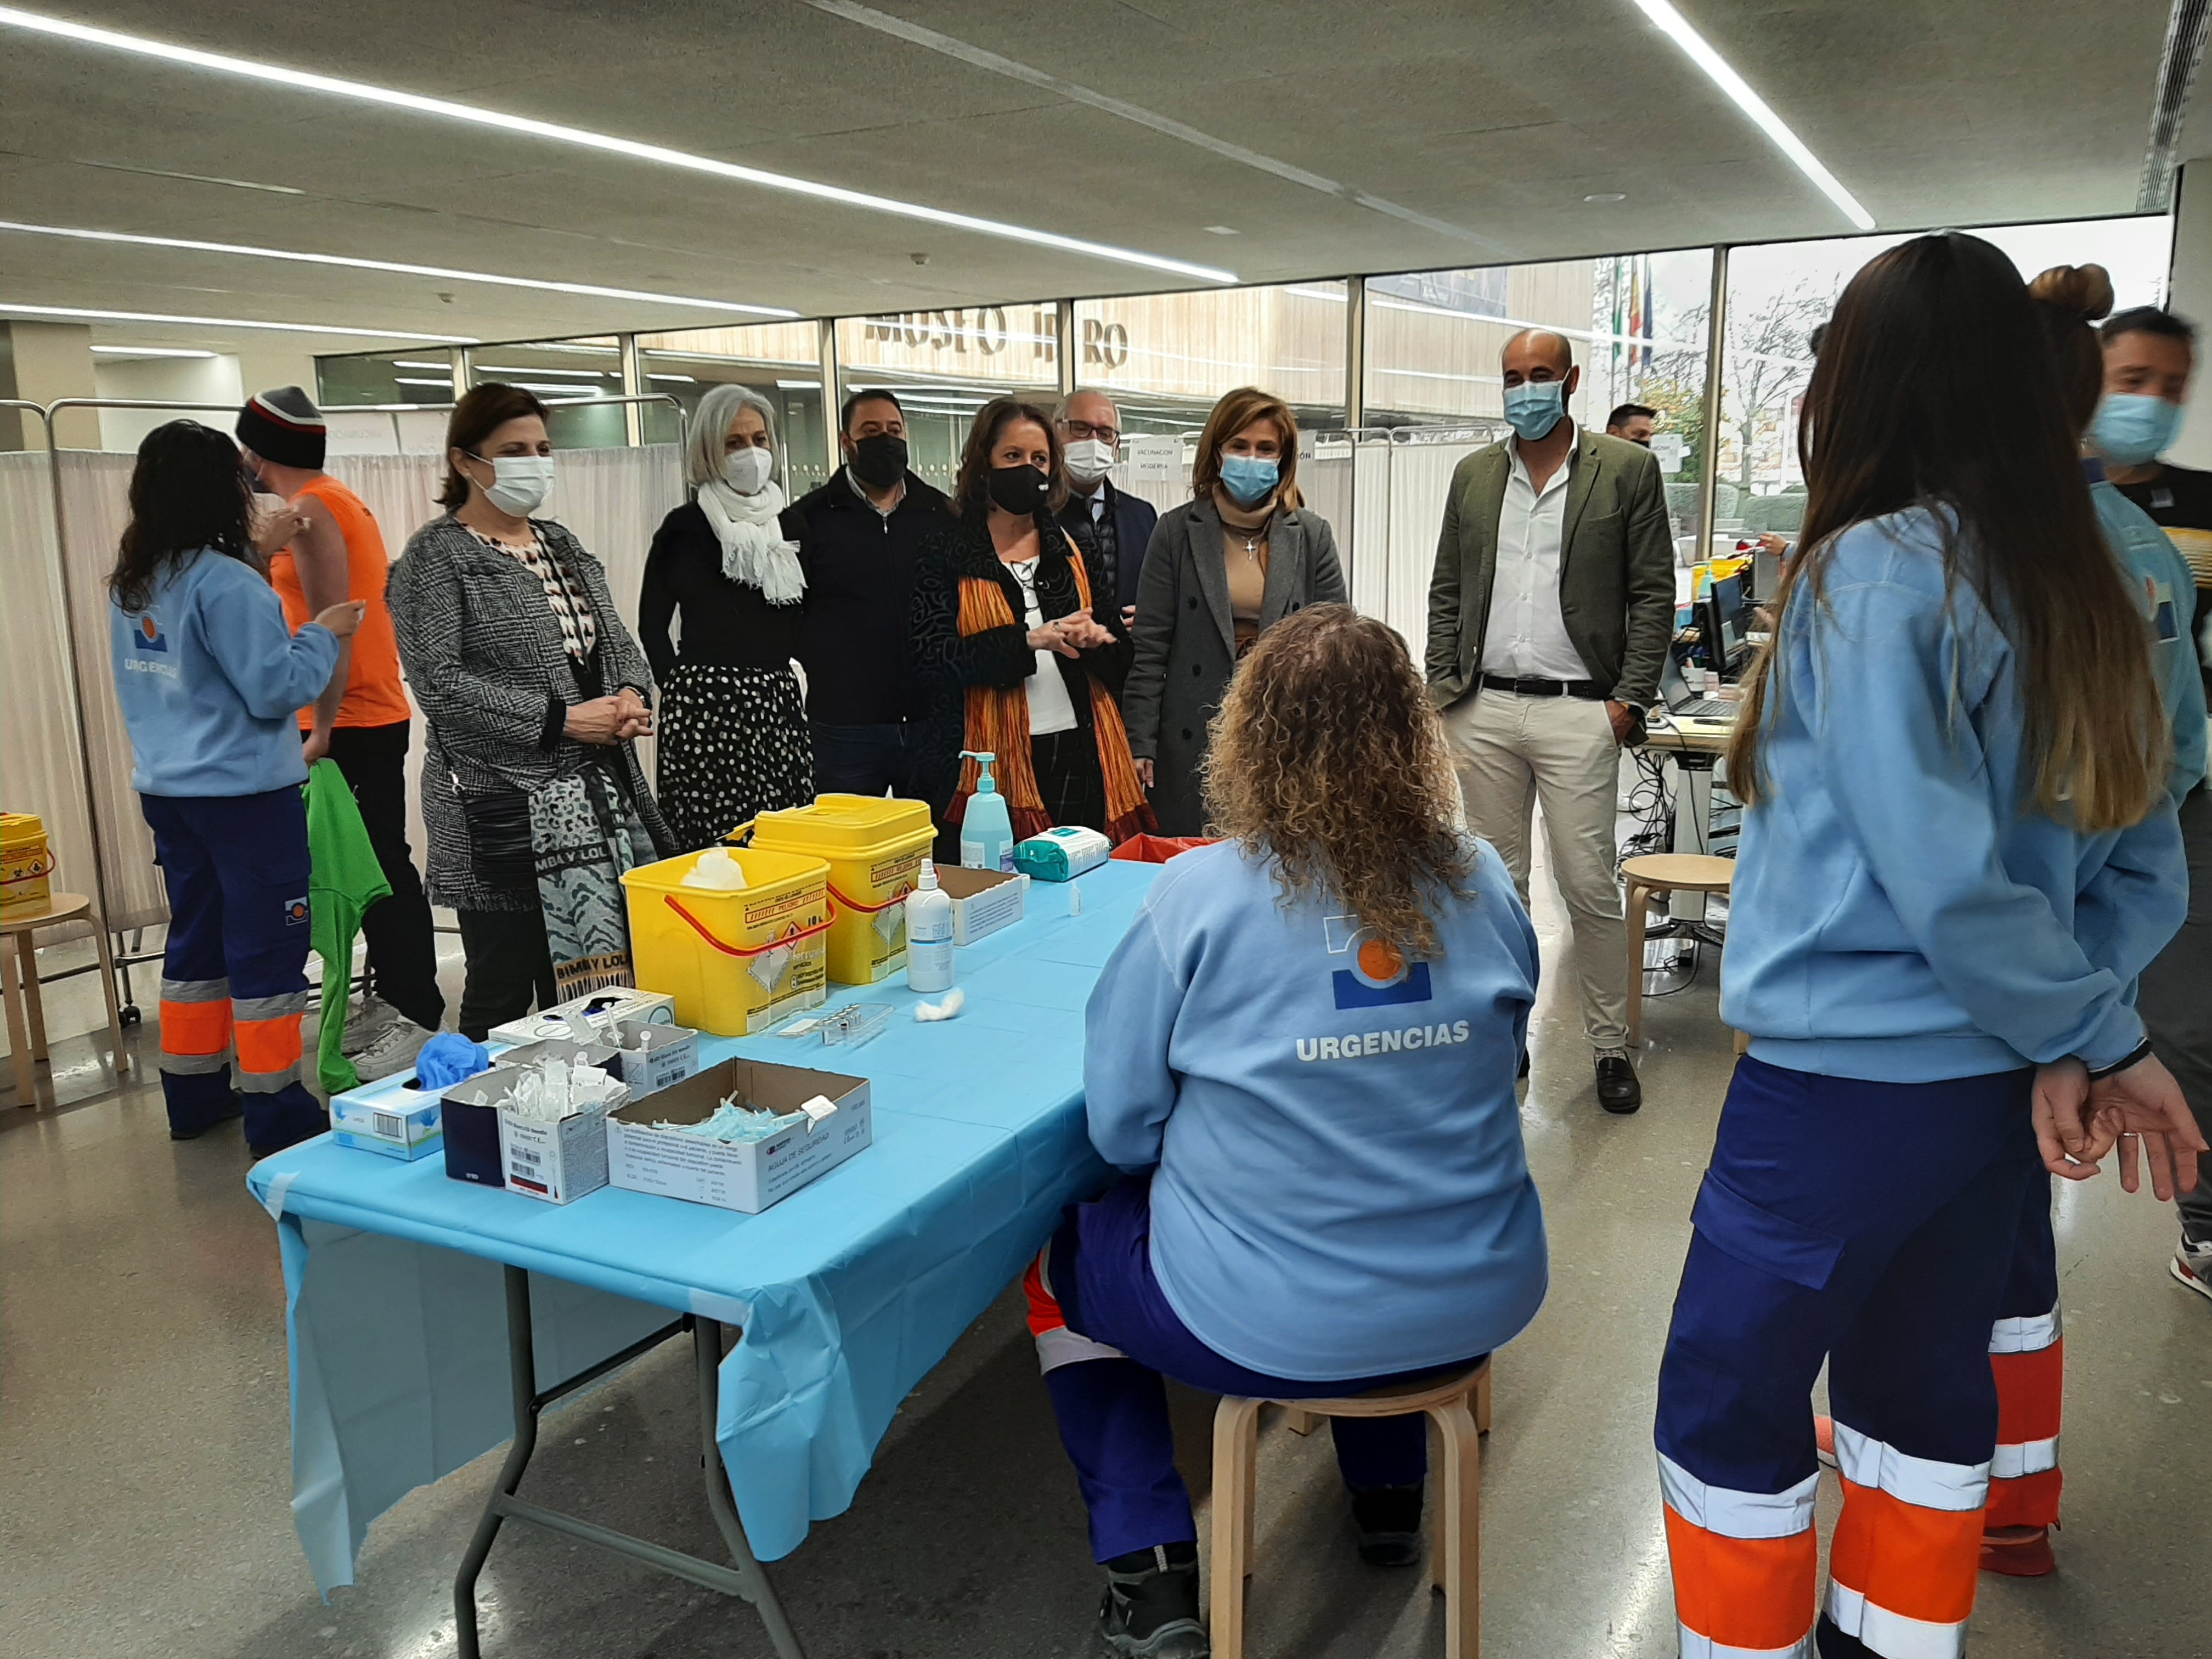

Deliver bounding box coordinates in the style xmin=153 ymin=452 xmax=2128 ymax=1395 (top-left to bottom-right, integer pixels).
xmin=246 ymin=861 xmax=1158 ymax=1657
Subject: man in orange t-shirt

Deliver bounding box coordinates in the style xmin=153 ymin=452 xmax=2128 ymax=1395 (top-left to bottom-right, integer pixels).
xmin=239 ymin=387 xmax=443 ymax=1072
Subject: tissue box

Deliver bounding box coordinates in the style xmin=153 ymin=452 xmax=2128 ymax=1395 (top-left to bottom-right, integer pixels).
xmin=606 ymin=1059 xmax=872 ymax=1214
xmin=330 ymin=1074 xmax=445 ymax=1160
xmin=609 ymin=1018 xmax=701 ymax=1094
xmin=439 ymin=1042 xmax=620 ymax=1191
xmin=491 ymin=989 xmax=676 ymax=1047
xmin=1012 ymin=826 xmax=1110 ymax=882
xmin=934 ymin=865 xmax=1026 ymax=945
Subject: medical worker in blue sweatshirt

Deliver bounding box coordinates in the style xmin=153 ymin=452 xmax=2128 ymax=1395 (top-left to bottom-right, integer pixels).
xmin=1655 ymin=234 xmax=2203 ymax=1659
xmin=1966 ymin=266 xmax=2212 ymax=1581
xmin=1032 ymin=605 xmax=1548 ymax=1659
xmin=108 ymin=421 xmax=364 ymax=1153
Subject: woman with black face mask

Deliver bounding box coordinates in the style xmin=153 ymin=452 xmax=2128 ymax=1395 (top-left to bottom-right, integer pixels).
xmin=910 ymin=398 xmax=1156 ymax=848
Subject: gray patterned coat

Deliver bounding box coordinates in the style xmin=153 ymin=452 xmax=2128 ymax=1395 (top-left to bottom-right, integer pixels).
xmin=388 ymin=514 xmax=669 ymax=912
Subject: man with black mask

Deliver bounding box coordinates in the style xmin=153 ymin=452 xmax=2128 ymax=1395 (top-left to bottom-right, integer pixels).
xmin=788 ymin=388 xmax=959 ymax=817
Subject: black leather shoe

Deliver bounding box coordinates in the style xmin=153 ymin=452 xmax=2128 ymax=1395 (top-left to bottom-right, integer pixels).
xmin=1099 ymin=1543 xmax=1207 ymax=1658
xmin=1349 ymin=1481 xmax=1424 ymax=1567
xmin=1595 ymin=1053 xmax=1643 ymax=1115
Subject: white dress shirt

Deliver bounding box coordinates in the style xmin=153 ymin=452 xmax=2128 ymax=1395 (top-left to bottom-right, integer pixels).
xmin=1481 ymin=425 xmax=1588 ymax=682
xmin=1007 ymin=557 xmax=1080 ymax=735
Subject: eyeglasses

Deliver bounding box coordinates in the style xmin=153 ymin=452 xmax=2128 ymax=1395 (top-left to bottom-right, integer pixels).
xmin=1062 ymin=418 xmax=1120 ymax=447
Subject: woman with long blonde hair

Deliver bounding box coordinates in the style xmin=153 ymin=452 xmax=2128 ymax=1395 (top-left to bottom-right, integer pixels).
xmin=1655 ymin=233 xmax=2202 ymax=1659
xmin=1026 ymin=605 xmax=1548 ymax=1658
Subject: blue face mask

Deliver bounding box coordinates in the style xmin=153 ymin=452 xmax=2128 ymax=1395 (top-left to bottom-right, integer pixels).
xmin=1503 ymin=379 xmax=1567 ymax=441
xmin=2090 ymin=393 xmax=2185 ymax=466
xmin=1219 ymin=453 xmax=1279 ymax=506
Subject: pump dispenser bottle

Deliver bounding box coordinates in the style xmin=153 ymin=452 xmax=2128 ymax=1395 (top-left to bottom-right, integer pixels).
xmin=958 ymin=751 xmax=1015 ymax=872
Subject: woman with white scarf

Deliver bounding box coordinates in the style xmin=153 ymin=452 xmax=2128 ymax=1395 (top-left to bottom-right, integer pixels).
xmin=639 ymin=384 xmax=813 ymax=848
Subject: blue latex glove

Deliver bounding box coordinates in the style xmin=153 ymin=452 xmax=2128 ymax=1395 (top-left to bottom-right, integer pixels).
xmin=413 ymin=1032 xmax=493 ymax=1091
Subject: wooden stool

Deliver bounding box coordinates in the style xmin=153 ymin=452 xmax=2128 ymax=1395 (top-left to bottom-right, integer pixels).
xmin=1622 ymin=854 xmax=1741 ymax=1051
xmin=1210 ymin=1358 xmax=1492 ymax=1659
xmin=2 ymin=893 xmax=129 ymax=1106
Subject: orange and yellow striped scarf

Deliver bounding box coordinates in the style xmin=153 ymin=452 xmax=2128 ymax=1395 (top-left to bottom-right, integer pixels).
xmin=950 ymin=542 xmax=1156 ymax=845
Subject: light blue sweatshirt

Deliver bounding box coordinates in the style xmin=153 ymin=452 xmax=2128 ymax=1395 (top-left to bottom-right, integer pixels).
xmin=1722 ymin=507 xmax=2188 ymax=1082
xmin=1084 ymin=837 xmax=1549 ymax=1381
xmin=110 ymin=549 xmax=339 ymax=797
xmin=2089 ymin=469 xmax=2208 ymax=802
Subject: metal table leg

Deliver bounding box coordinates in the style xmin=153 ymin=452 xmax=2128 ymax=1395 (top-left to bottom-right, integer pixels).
xmin=453 ymin=1266 xmax=808 ymax=1659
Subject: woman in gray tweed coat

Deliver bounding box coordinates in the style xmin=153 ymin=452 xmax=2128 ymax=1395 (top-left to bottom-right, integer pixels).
xmin=388 ymin=384 xmax=672 ymax=1039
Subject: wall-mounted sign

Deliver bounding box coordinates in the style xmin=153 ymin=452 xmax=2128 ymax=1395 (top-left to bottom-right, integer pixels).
xmin=1650 ymin=431 xmax=1685 ymax=473
xmin=1126 ymin=433 xmax=1182 ymax=484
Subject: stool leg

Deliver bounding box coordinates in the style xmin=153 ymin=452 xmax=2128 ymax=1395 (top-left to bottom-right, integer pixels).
xmin=19 ymin=934 xmax=48 ymax=1062
xmin=1282 ymin=1406 xmax=1319 ymax=1437
xmin=1209 ymin=1396 xmax=1263 ymax=1659
xmin=3 ymin=939 xmax=35 ymax=1104
xmin=1474 ymin=1365 xmax=1492 ymax=1436
xmin=91 ymin=919 xmax=128 ymax=1077
xmin=1626 ymin=884 xmax=1650 ymax=1048
xmin=1433 ymin=1399 xmax=1483 ymax=1659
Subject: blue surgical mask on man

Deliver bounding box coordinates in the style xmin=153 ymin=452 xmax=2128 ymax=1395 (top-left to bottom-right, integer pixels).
xmin=1503 ymin=380 xmax=1568 ymax=442
xmin=2090 ymin=393 xmax=2186 ymax=466
xmin=1219 ymin=453 xmax=1279 ymax=506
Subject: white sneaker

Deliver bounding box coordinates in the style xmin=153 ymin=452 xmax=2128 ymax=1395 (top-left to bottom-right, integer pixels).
xmin=2172 ymin=1238 xmax=2212 ymax=1304
xmin=341 ymin=993 xmax=402 ymax=1058
xmin=352 ymin=1018 xmax=436 ymax=1082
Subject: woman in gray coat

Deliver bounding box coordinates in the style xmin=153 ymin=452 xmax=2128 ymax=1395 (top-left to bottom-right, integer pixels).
xmin=388 ymin=383 xmax=672 ymax=1038
xmin=1122 ymin=386 xmax=1348 ymax=834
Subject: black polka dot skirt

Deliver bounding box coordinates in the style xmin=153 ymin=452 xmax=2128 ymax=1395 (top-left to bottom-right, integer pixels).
xmin=656 ymin=663 xmax=816 ymax=851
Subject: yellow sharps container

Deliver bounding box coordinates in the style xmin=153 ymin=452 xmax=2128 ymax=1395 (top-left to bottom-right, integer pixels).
xmin=747 ymin=795 xmax=935 ymax=985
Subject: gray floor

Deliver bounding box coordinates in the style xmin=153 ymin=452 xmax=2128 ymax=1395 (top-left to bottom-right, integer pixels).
xmin=3 ymin=872 xmax=2205 ymax=1659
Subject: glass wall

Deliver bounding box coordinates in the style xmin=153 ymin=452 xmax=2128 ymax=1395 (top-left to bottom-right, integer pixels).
xmin=834 ymin=306 xmax=1062 ymax=497
xmin=635 ymin=320 xmax=826 ymax=495
xmin=1714 ymin=215 xmax=2174 ymax=558
xmin=1072 ymin=279 xmax=1348 ymax=438
xmin=1364 ymin=250 xmax=1717 ymax=556
xmin=464 ymin=338 xmax=628 ymax=449
xmin=318 ymin=349 xmax=451 ymax=408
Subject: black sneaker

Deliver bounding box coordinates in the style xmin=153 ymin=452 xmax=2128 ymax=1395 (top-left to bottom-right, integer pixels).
xmin=1595 ymin=1052 xmax=1643 ymax=1115
xmin=1348 ymin=1482 xmax=1424 ymax=1567
xmin=1098 ymin=1543 xmax=1207 ymax=1658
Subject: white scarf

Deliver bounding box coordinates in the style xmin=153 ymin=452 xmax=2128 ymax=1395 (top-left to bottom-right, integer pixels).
xmin=697 ymin=477 xmax=804 ymax=605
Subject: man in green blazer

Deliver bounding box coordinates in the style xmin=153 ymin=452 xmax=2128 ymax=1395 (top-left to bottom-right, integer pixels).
xmin=1425 ymin=329 xmax=1677 ymax=1114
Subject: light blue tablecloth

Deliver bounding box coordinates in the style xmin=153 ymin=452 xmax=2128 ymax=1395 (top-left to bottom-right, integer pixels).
xmin=246 ymin=862 xmax=1158 ymax=1594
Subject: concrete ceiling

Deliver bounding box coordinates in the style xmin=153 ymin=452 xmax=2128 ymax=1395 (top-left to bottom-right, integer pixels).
xmin=0 ymin=1 xmax=2185 ymax=356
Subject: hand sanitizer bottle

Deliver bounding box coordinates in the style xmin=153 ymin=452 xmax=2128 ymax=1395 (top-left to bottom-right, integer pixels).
xmin=905 ymin=860 xmax=956 ymax=993
xmin=958 ymin=751 xmax=1015 ymax=873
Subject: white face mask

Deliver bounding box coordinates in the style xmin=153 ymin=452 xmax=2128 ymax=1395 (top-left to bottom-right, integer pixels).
xmin=1064 ymin=436 xmax=1116 ymax=484
xmin=721 ymin=444 xmax=774 ymax=495
xmin=472 ymin=453 xmax=555 ymax=516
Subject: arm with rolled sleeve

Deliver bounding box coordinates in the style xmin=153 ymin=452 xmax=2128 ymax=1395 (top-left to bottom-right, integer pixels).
xmin=1616 ymin=449 xmax=1678 ymax=707
xmin=1810 ymin=576 xmax=2171 ymax=1070
xmin=1084 ymin=906 xmax=1188 ymax=1171
xmin=200 ymin=562 xmax=338 ymax=718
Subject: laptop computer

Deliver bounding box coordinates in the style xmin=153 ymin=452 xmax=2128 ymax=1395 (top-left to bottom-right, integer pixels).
xmin=1661 ymin=648 xmax=1736 ymax=723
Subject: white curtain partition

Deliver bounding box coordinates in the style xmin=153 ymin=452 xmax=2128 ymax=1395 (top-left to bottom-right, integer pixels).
xmin=26 ymin=443 xmax=685 ymax=947
xmin=0 ymin=452 xmax=104 ymax=939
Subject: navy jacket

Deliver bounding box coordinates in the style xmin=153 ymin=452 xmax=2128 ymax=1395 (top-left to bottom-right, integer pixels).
xmin=1060 ymin=479 xmax=1160 ymax=617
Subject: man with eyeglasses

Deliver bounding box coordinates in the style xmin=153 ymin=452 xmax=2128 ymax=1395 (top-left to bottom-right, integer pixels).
xmin=1056 ymin=389 xmax=1157 ymax=637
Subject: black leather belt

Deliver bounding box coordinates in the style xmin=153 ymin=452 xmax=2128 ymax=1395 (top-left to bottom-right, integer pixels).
xmin=1480 ymin=673 xmax=1605 ymax=700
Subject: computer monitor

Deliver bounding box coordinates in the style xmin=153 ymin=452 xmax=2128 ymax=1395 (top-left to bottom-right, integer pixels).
xmin=1712 ymin=573 xmax=1744 ymax=630
xmin=1701 ymin=586 xmax=1747 ymax=680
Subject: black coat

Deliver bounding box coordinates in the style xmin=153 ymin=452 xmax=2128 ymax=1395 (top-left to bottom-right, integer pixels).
xmin=910 ymin=511 xmax=1134 ymax=732
xmin=1058 ymin=479 xmax=1160 ymax=617
xmin=787 ymin=469 xmax=953 ymax=725
xmin=636 ymin=500 xmax=805 ymax=682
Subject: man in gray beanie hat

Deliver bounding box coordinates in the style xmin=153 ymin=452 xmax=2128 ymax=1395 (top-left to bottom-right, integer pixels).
xmin=238 ymin=386 xmax=445 ymax=1076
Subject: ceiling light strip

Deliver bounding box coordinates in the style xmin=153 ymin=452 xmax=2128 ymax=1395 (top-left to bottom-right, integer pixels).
xmin=0 ymin=6 xmax=1237 ymax=285
xmin=0 ymin=301 xmax=474 ymax=342
xmin=1629 ymin=0 xmax=1875 ymax=232
xmin=0 ymin=222 xmax=798 ymax=317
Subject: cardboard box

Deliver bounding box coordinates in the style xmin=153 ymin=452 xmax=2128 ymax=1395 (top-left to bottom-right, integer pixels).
xmin=441 ymin=1044 xmax=624 ymax=1197
xmin=330 ymin=1073 xmax=445 ymax=1160
xmin=490 ymin=989 xmax=676 ymax=1047
xmin=934 ymin=865 xmax=1026 ymax=946
xmin=496 ymin=1102 xmax=613 ymax=1204
xmin=608 ymin=1019 xmax=701 ymax=1095
xmin=605 ymin=1059 xmax=872 ymax=1214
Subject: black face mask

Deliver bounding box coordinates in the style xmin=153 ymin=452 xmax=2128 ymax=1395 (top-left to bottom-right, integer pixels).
xmin=986 ymin=463 xmax=1051 ymax=516
xmin=849 ymin=433 xmax=907 ymax=488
